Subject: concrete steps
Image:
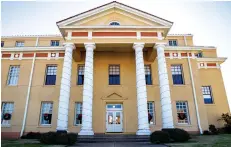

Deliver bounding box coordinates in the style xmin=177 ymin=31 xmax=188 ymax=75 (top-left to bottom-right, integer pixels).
xmin=78 ymin=134 xmax=150 ymax=143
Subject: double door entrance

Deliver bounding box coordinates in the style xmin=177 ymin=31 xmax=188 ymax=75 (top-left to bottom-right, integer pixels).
xmin=106 ymin=104 xmax=123 ymax=132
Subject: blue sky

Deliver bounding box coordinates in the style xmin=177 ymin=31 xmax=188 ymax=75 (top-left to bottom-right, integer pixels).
xmin=1 ymin=1 xmax=231 ymax=110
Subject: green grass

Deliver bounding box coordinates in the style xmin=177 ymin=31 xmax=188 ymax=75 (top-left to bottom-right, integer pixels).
xmin=168 ymin=134 xmax=231 ymax=147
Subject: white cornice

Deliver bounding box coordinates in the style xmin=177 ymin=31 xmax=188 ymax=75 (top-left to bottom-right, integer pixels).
xmin=197 ymin=57 xmax=227 ymax=62
xmin=59 ymin=26 xmax=170 ymax=29
xmin=165 ymin=46 xmax=216 ymax=51
xmin=1 ymin=46 xmax=65 ymax=52
xmin=167 ymin=34 xmax=193 ymax=37
xmin=2 ymin=35 xmax=62 ymax=38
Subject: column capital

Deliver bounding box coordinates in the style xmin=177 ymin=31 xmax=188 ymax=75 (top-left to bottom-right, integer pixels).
xmin=154 ymin=42 xmax=167 ymax=49
xmin=63 ymin=42 xmax=75 ymax=49
xmin=133 ymin=43 xmax=145 ymax=51
xmin=84 ymin=43 xmax=96 ymax=51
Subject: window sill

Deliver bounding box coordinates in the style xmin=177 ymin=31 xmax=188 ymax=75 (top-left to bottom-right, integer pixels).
xmin=74 ymin=125 xmax=82 ymax=127
xmin=42 ymin=85 xmax=58 ymax=87
xmin=176 ymin=124 xmax=192 ymax=127
xmin=204 ymin=104 xmax=216 ymax=106
xmin=1 ymin=125 xmax=11 ymax=128
xmin=38 ymin=125 xmax=52 ymax=128
xmin=108 ymin=85 xmax=121 ymax=86
xmin=172 ymin=85 xmax=186 ymax=87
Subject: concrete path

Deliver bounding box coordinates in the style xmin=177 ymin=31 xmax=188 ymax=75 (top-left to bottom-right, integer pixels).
xmin=74 ymin=142 xmax=168 ymax=147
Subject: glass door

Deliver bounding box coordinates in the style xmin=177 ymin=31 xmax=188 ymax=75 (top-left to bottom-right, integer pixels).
xmin=106 ymin=111 xmax=123 ymax=132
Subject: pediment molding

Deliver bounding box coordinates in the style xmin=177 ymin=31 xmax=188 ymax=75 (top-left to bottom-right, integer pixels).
xmin=101 ymin=92 xmax=128 ymax=100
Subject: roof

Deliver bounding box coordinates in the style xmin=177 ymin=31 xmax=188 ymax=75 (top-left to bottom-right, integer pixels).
xmin=56 ymin=1 xmax=173 ymax=25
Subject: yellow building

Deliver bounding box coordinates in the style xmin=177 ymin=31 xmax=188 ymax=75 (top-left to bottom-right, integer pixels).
xmin=1 ymin=1 xmax=230 ymax=138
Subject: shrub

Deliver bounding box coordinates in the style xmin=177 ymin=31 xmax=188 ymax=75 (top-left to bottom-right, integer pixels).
xmin=218 ymin=113 xmax=231 ymax=134
xmin=21 ymin=132 xmax=42 ymax=139
xmin=150 ymin=131 xmax=170 ymax=144
xmin=209 ymin=124 xmax=218 ymax=135
xmin=203 ymin=130 xmax=211 ymax=135
xmin=40 ymin=132 xmax=77 ymax=145
xmin=162 ymin=128 xmax=191 ymax=142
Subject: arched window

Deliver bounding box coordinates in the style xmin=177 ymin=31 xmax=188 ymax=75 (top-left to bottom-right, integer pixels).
xmin=109 ymin=21 xmax=120 ymax=26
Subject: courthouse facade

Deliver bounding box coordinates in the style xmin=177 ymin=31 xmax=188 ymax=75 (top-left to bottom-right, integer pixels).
xmin=1 ymin=1 xmax=230 ymax=138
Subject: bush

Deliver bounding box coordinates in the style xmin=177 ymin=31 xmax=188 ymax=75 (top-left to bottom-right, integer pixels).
xmin=150 ymin=131 xmax=170 ymax=144
xmin=162 ymin=128 xmax=191 ymax=142
xmin=40 ymin=132 xmax=78 ymax=145
xmin=209 ymin=124 xmax=218 ymax=135
xmin=21 ymin=132 xmax=42 ymax=139
xmin=218 ymin=113 xmax=231 ymax=134
xmin=203 ymin=130 xmax=211 ymax=135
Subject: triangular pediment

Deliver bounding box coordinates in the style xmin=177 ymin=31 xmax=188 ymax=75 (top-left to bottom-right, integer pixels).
xmin=57 ymin=1 xmax=173 ymax=28
xmin=101 ymin=92 xmax=128 ymax=100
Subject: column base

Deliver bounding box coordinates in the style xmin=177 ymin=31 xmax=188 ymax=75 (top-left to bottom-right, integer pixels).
xmin=136 ymin=129 xmax=151 ymax=135
xmin=79 ymin=129 xmax=94 ymax=135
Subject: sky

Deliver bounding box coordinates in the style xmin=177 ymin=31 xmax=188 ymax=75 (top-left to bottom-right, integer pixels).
xmin=1 ymin=0 xmax=231 ymax=111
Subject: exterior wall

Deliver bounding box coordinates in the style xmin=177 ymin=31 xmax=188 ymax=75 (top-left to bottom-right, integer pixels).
xmin=1 ymin=48 xmax=229 ymax=138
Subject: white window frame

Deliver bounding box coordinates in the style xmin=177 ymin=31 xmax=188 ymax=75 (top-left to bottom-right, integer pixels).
xmin=176 ymin=101 xmax=190 ymax=124
xmin=7 ymin=65 xmax=20 ymax=86
xmin=1 ymin=102 xmax=14 ymax=126
xmin=168 ymin=40 xmax=178 ymax=46
xmin=202 ymin=86 xmax=213 ymax=104
xmin=15 ymin=41 xmax=24 ymax=47
xmin=74 ymin=102 xmax=82 ymax=125
xmin=147 ymin=102 xmax=155 ymax=125
xmin=50 ymin=40 xmax=60 ymax=46
xmin=40 ymin=102 xmax=53 ymax=125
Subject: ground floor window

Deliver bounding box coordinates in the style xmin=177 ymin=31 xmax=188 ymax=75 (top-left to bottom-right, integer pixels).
xmin=176 ymin=101 xmax=190 ymax=124
xmin=147 ymin=102 xmax=155 ymax=124
xmin=1 ymin=102 xmax=14 ymax=126
xmin=75 ymin=102 xmax=82 ymax=125
xmin=40 ymin=102 xmax=53 ymax=125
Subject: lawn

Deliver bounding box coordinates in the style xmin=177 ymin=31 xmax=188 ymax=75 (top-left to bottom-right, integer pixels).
xmin=168 ymin=134 xmax=231 ymax=147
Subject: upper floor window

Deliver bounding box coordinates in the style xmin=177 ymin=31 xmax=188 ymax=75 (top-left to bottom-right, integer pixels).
xmin=145 ymin=65 xmax=152 ymax=85
xmin=50 ymin=40 xmax=60 ymax=46
xmin=45 ymin=65 xmax=57 ymax=85
xmin=196 ymin=52 xmax=203 ymax=58
xmin=169 ymin=40 xmax=178 ymax=46
xmin=109 ymin=21 xmax=120 ymax=26
xmin=1 ymin=102 xmax=14 ymax=126
xmin=1 ymin=41 xmax=4 ymax=47
xmin=7 ymin=65 xmax=20 ymax=86
xmin=176 ymin=101 xmax=190 ymax=124
xmin=75 ymin=102 xmax=82 ymax=125
xmin=147 ymin=102 xmax=155 ymax=124
xmin=40 ymin=102 xmax=53 ymax=125
xmin=171 ymin=65 xmax=184 ymax=85
xmin=77 ymin=65 xmax=84 ymax=85
xmin=202 ymin=86 xmax=213 ymax=104
xmin=109 ymin=65 xmax=120 ymax=85
xmin=15 ymin=41 xmax=24 ymax=47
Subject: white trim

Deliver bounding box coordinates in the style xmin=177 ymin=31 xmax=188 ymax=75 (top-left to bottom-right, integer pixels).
xmin=67 ymin=31 xmax=72 ymax=40
xmin=88 ymin=31 xmax=92 ymax=40
xmin=59 ymin=25 xmax=171 ymax=29
xmin=20 ymin=53 xmax=36 ymax=137
xmin=168 ymin=34 xmax=193 ymax=36
xmin=2 ymin=35 xmax=61 ymax=38
xmin=1 ymin=46 xmax=64 ymax=52
xmin=184 ymin=36 xmax=187 ymax=46
xmin=197 ymin=57 xmax=227 ymax=62
xmin=109 ymin=20 xmax=120 ymax=25
xmin=137 ymin=31 xmax=141 ymax=40
xmin=165 ymin=46 xmax=216 ymax=50
xmin=35 ymin=37 xmax=39 ymax=46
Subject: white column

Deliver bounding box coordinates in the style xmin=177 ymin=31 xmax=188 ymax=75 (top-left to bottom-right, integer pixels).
xmin=155 ymin=43 xmax=174 ymax=128
xmin=133 ymin=43 xmax=151 ymax=135
xmin=57 ymin=43 xmax=75 ymax=132
xmin=79 ymin=43 xmax=95 ymax=135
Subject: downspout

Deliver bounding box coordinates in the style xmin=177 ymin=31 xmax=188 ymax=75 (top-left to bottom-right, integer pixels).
xmin=184 ymin=35 xmax=203 ymax=134
xmin=20 ymin=53 xmax=36 ymax=137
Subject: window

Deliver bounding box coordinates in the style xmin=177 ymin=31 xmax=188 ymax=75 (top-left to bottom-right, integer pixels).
xmin=75 ymin=102 xmax=82 ymax=125
xmin=171 ymin=65 xmax=184 ymax=85
xmin=7 ymin=65 xmax=20 ymax=86
xmin=109 ymin=65 xmax=120 ymax=85
xmin=196 ymin=52 xmax=203 ymax=58
xmin=147 ymin=102 xmax=155 ymax=124
xmin=15 ymin=41 xmax=24 ymax=47
xmin=169 ymin=40 xmax=178 ymax=46
xmin=45 ymin=65 xmax=57 ymax=85
xmin=176 ymin=101 xmax=190 ymax=124
xmin=109 ymin=21 xmax=120 ymax=26
xmin=40 ymin=102 xmax=53 ymax=125
xmin=1 ymin=102 xmax=14 ymax=126
xmin=202 ymin=86 xmax=213 ymax=104
xmin=50 ymin=40 xmax=59 ymax=46
xmin=145 ymin=65 xmax=152 ymax=85
xmin=77 ymin=65 xmax=84 ymax=85
xmin=1 ymin=41 xmax=4 ymax=47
